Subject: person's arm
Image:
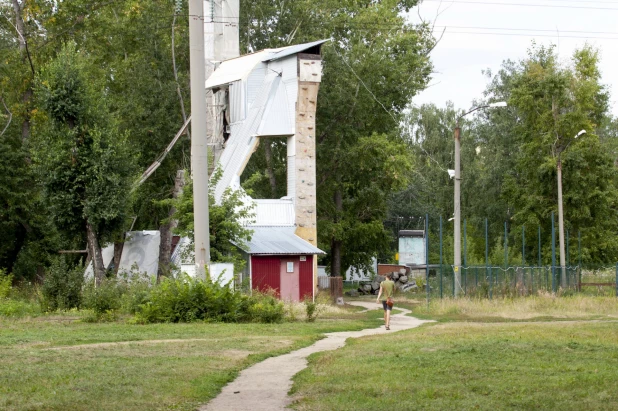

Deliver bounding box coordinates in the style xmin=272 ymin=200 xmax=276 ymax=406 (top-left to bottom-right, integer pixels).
xmin=376 ymin=284 xmax=383 ymax=303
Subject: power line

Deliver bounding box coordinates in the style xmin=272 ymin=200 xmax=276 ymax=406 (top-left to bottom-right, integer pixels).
xmin=423 ymin=0 xmax=618 ymax=11
xmin=433 ymin=25 xmax=618 ymax=35
xmin=432 ymin=29 xmax=618 ymax=40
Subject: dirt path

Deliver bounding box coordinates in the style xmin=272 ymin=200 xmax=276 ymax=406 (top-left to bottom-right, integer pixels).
xmin=200 ymin=300 xmax=433 ymax=411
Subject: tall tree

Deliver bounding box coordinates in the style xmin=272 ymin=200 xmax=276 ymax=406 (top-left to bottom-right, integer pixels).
xmin=34 ymin=43 xmax=136 ymax=284
xmin=505 ymin=44 xmax=618 ymax=263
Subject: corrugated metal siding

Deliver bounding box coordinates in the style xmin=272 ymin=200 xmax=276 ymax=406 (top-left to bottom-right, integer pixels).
xmin=271 ymin=56 xmax=299 ymax=133
xmin=240 ymin=226 xmax=325 ymax=255
xmin=247 ymin=64 xmax=267 ymax=106
xmin=229 ymin=80 xmax=246 ymax=123
xmin=257 ymin=78 xmax=293 ymax=136
xmin=251 ymin=256 xmax=280 ymax=295
xmin=299 ymin=255 xmax=314 ymax=300
xmin=254 ymin=199 xmax=295 ymax=226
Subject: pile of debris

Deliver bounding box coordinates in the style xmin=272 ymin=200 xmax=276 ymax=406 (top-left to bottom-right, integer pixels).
xmin=346 ymin=270 xmax=418 ymax=296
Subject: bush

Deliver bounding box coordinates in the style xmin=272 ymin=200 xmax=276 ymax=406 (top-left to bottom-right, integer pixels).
xmin=0 ymin=270 xmax=12 ymax=299
xmin=305 ymin=300 xmax=317 ymax=322
xmin=244 ymin=291 xmax=285 ymax=323
xmin=82 ymin=279 xmax=123 ymax=318
xmin=134 ymin=275 xmax=284 ymax=324
xmin=41 ymin=257 xmax=84 ymax=311
xmin=0 ymin=299 xmax=42 ymax=317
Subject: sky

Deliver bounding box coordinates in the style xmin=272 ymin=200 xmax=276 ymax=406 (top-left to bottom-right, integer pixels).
xmin=406 ymin=0 xmax=618 ymax=116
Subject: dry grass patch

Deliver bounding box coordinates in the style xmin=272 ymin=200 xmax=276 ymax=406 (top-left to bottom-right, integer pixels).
xmin=412 ymin=293 xmax=618 ymax=321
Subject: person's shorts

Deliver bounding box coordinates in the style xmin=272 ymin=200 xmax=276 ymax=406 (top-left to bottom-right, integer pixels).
xmin=382 ymin=301 xmax=392 ymax=311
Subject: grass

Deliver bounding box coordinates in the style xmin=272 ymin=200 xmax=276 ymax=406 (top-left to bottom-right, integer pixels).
xmin=411 ymin=293 xmax=618 ymax=322
xmin=0 ymin=304 xmax=379 ymax=411
xmin=289 ymin=296 xmax=618 ymax=411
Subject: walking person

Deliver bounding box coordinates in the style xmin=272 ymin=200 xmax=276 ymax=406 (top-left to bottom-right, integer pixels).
xmin=376 ymin=273 xmax=395 ymax=330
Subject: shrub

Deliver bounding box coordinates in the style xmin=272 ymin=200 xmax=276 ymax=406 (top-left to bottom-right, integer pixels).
xmin=244 ymin=292 xmax=285 ymax=323
xmin=41 ymin=257 xmax=84 ymax=311
xmin=134 ymin=275 xmax=284 ymax=324
xmin=0 ymin=270 xmax=12 ymax=299
xmin=0 ymin=299 xmax=42 ymax=317
xmin=82 ymin=278 xmax=123 ymax=317
xmin=305 ymin=300 xmax=317 ymax=322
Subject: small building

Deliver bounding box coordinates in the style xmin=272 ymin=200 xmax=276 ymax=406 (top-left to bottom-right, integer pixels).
xmin=239 ymin=226 xmax=324 ymax=300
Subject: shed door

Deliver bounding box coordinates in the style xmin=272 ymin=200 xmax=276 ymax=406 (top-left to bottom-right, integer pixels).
xmin=280 ymin=257 xmax=300 ymax=301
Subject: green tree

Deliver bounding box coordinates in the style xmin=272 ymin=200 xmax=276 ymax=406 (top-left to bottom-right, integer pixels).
xmin=172 ymin=168 xmax=255 ymax=271
xmin=34 ymin=43 xmax=136 ymax=284
xmin=504 ymin=44 xmax=618 ymax=263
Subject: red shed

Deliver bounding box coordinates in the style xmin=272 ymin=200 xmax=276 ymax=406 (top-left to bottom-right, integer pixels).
xmin=240 ymin=226 xmax=325 ymax=302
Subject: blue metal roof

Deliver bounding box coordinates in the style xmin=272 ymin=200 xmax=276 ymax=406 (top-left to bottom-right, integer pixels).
xmin=236 ymin=226 xmax=325 ymax=255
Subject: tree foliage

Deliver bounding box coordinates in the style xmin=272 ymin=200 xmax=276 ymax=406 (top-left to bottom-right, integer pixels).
xmin=172 ymin=168 xmax=255 ymax=271
xmin=399 ymin=44 xmax=618 ymax=265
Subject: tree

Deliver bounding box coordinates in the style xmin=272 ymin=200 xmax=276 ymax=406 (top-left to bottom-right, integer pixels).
xmin=504 ymin=44 xmax=618 ymax=263
xmin=172 ymin=168 xmax=255 ymax=272
xmin=34 ymin=43 xmax=136 ymax=284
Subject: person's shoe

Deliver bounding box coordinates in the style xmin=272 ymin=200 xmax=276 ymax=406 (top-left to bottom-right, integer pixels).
xmin=385 ymin=326 xmax=390 ymax=330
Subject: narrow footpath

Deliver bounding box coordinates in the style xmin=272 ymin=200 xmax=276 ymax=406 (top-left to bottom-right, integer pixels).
xmin=200 ymin=300 xmax=433 ymax=411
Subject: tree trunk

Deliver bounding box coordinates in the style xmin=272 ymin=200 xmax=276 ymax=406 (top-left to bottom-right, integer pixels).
xmin=157 ymin=170 xmax=186 ymax=281
xmin=112 ymin=242 xmax=123 ymax=275
xmin=331 ymin=189 xmax=343 ymax=277
xmin=12 ymin=0 xmax=33 ymax=144
xmin=264 ymin=140 xmax=277 ymax=197
xmin=86 ymin=221 xmax=105 ymax=286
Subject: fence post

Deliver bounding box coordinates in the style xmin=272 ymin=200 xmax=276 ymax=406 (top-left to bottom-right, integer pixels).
xmin=552 ymin=212 xmax=556 ymax=293
xmin=490 ymin=267 xmax=493 ymax=300
xmin=464 ymin=219 xmax=467 ymax=268
xmin=485 ymin=218 xmax=489 ymax=294
xmin=578 ymin=230 xmax=582 ymax=292
xmin=504 ymin=222 xmax=508 ymax=269
xmin=522 ymin=225 xmax=525 ymax=266
xmin=425 ymin=213 xmax=430 ymax=306
xmin=440 ymin=216 xmax=442 ymax=299
xmin=464 ymin=219 xmax=467 ymax=295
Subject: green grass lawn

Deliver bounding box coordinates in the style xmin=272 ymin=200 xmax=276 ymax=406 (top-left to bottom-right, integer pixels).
xmin=0 ymin=308 xmax=379 ymax=411
xmin=290 ymin=297 xmax=618 ymax=411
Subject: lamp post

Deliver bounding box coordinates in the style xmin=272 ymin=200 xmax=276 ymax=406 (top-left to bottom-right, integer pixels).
xmin=453 ymin=101 xmax=507 ymax=296
xmin=557 ymin=129 xmax=586 ymax=288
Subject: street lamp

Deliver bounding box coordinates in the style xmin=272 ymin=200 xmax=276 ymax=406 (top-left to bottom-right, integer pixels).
xmin=557 ymin=129 xmax=586 ymax=288
xmin=453 ymin=101 xmax=507 ymax=296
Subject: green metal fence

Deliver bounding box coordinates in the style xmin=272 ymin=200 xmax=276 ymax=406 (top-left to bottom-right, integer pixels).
xmin=427 ymin=264 xmax=581 ymax=299
xmin=410 ymin=213 xmax=618 ymax=300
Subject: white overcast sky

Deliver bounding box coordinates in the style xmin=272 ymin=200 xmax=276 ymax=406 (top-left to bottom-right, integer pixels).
xmin=407 ymin=0 xmax=618 ymax=116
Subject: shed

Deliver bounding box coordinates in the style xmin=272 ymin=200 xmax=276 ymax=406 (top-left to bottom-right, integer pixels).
xmin=237 ymin=226 xmax=325 ymax=301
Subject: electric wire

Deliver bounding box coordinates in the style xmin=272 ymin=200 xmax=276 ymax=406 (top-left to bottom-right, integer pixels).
xmin=423 ymin=0 xmax=618 ymax=10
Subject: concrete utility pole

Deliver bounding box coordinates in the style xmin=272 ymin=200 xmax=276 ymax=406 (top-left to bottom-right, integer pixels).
xmin=189 ymin=0 xmax=210 ymax=274
xmin=453 ymin=125 xmax=462 ymax=296
xmin=557 ymin=129 xmax=586 ymax=288
xmin=453 ymin=102 xmax=507 ymax=296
